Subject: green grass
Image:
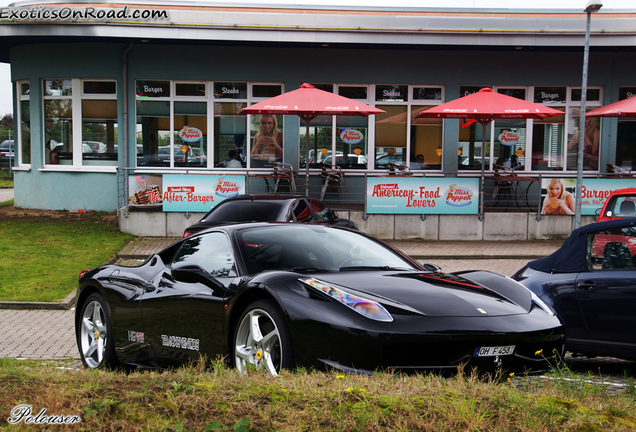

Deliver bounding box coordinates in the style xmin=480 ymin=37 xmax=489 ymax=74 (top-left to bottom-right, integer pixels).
xmin=0 ymin=169 xmax=13 ymax=188
xmin=0 ymin=359 xmax=634 ymax=431
xmin=0 ymin=212 xmax=135 ymax=302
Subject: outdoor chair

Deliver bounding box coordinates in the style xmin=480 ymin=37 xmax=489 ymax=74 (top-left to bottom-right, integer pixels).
xmin=320 ymin=164 xmax=344 ymax=202
xmin=387 ymin=163 xmax=412 ymax=176
xmin=272 ymin=162 xmax=297 ymax=194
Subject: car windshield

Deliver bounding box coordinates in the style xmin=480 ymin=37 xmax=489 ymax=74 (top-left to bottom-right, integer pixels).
xmin=236 ymin=225 xmax=419 ymax=274
xmin=204 ymin=201 xmax=283 ymax=222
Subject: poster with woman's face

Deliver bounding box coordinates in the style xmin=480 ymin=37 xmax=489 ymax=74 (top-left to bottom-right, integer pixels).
xmin=251 ymin=114 xmax=284 ymax=167
xmin=540 ymin=177 xmax=576 ymax=215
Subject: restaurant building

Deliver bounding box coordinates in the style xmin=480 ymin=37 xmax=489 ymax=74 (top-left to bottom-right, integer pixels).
xmin=1 ymin=1 xmax=636 ymax=239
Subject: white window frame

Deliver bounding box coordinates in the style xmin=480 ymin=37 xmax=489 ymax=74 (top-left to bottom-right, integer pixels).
xmin=41 ymin=78 xmax=117 ymax=172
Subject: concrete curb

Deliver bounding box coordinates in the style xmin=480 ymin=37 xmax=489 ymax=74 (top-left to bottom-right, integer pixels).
xmin=0 ymin=290 xmax=76 ymax=310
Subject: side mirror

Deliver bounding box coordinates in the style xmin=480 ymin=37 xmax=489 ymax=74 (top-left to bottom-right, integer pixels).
xmin=172 ymin=265 xmax=222 ymax=286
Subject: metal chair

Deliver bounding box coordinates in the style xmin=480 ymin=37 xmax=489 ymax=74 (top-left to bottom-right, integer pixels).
xmin=319 ymin=164 xmax=344 ymax=202
xmin=272 ymin=162 xmax=297 ymax=194
xmin=387 ymin=162 xmax=412 ymax=176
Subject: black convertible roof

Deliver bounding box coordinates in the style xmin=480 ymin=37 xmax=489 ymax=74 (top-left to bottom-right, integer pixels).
xmin=528 ymin=218 xmax=636 ymax=274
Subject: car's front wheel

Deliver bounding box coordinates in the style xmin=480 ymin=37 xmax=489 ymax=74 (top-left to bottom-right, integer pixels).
xmin=78 ymin=293 xmax=118 ymax=369
xmin=234 ymin=299 xmax=294 ymax=376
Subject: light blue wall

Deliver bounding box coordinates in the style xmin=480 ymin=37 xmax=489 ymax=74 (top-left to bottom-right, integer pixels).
xmin=9 ymin=42 xmax=633 ymax=211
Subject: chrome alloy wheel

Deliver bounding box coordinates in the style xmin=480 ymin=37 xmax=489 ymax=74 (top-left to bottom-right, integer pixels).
xmin=234 ymin=308 xmax=283 ymax=376
xmin=80 ymin=300 xmax=108 ymax=368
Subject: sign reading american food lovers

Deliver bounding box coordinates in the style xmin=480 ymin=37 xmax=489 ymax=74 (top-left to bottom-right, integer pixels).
xmin=366 ymin=177 xmax=479 ymax=214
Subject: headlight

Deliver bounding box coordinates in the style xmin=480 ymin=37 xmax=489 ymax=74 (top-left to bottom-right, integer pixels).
xmin=530 ymin=291 xmax=555 ymax=316
xmin=299 ymin=278 xmax=393 ymax=322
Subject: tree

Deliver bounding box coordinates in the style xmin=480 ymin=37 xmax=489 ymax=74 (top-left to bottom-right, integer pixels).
xmin=0 ymin=113 xmax=13 ymax=130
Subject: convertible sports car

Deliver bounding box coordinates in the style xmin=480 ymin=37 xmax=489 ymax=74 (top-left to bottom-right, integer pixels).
xmin=182 ymin=194 xmax=358 ymax=238
xmin=514 ymin=218 xmax=636 ymax=361
xmin=76 ymin=223 xmax=564 ymax=375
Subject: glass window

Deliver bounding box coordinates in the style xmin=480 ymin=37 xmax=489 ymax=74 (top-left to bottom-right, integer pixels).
xmin=292 ymin=199 xmax=313 ymax=222
xmin=534 ymin=87 xmax=567 ymax=104
xmin=336 ymin=116 xmax=368 ymax=169
xmin=252 ymin=84 xmax=282 ymax=98
xmin=215 ymin=102 xmax=247 ymax=168
xmin=588 ymin=227 xmax=636 ymax=271
xmin=82 ymin=99 xmax=118 ymax=163
xmin=83 ymin=81 xmax=116 ymax=95
xmin=17 ymin=82 xmax=30 ymax=166
xmin=411 ymin=105 xmax=443 ymax=170
xmin=214 ymin=82 xmax=247 ymax=99
xmin=613 ymin=88 xmax=636 ymax=170
xmin=300 ymin=115 xmax=332 ymax=169
xmin=172 ymin=232 xmax=235 ymax=278
xmin=136 ymin=80 xmax=170 ymax=98
xmin=375 ymin=105 xmax=406 ymax=169
xmin=493 ymin=119 xmax=527 ymax=171
xmin=174 ymin=101 xmax=207 ymax=167
xmin=45 ymin=79 xmax=72 ymax=97
xmin=136 ymin=100 xmax=170 ymax=167
xmin=310 ymin=199 xmax=331 ymax=222
xmin=458 ymin=119 xmax=490 ymax=171
xmin=375 ymin=85 xmax=408 ymax=102
xmin=339 ymin=86 xmax=367 ymax=100
xmin=43 ymin=79 xmax=117 ymax=167
xmin=413 ymin=87 xmax=442 ymax=101
xmin=532 ymin=110 xmax=565 ymax=171
xmin=250 ymin=113 xmax=284 ymax=168
xmin=176 ymin=83 xmax=205 ymax=97
xmin=19 ymin=100 xmax=30 ymax=165
xmin=567 ymin=107 xmax=600 ymax=171
xmin=44 ymin=99 xmax=73 ymax=165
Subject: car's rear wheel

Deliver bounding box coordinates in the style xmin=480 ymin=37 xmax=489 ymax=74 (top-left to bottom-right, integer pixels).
xmin=234 ymin=299 xmax=294 ymax=376
xmin=78 ymin=293 xmax=118 ymax=369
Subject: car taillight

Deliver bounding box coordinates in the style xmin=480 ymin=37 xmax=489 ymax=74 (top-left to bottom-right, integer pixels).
xmin=182 ymin=232 xmax=193 ymax=238
xmin=79 ymin=269 xmax=91 ymax=278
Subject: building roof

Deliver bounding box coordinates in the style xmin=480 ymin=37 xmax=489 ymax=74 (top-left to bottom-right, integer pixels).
xmin=1 ymin=1 xmax=636 ymax=62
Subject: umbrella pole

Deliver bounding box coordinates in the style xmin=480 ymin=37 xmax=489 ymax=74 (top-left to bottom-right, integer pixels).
xmin=479 ymin=123 xmax=486 ymax=221
xmin=305 ymin=120 xmax=310 ymax=195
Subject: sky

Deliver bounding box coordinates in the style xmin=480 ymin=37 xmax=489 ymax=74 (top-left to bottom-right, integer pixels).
xmin=1 ymin=0 xmax=635 ymax=117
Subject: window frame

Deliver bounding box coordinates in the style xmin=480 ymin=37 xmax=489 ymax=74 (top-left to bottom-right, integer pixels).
xmin=41 ymin=78 xmax=118 ymax=171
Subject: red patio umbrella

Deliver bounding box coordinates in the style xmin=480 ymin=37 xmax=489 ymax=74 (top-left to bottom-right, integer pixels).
xmin=416 ymin=88 xmax=563 ymax=218
xmin=240 ymin=83 xmax=385 ymax=195
xmin=585 ymin=96 xmax=636 ymax=117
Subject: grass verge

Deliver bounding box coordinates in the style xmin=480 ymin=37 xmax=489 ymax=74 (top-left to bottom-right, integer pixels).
xmin=0 ymin=211 xmax=135 ymax=302
xmin=0 ymin=358 xmax=635 ymax=431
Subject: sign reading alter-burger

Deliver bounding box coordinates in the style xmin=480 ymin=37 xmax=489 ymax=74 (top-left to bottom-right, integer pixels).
xmin=162 ymin=174 xmax=246 ymax=212
xmin=367 ymin=177 xmax=479 ymax=214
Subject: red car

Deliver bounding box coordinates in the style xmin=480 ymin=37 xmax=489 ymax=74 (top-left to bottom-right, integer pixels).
xmin=595 ymin=188 xmax=636 ymax=222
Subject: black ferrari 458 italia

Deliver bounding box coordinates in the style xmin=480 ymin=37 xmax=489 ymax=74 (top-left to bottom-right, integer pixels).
xmin=75 ymin=223 xmax=564 ymax=375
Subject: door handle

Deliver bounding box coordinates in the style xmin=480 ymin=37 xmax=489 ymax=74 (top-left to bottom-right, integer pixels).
xmin=577 ymin=281 xmax=596 ymax=290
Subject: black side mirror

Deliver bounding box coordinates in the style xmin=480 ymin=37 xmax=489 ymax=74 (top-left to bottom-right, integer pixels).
xmin=172 ymin=265 xmax=221 ymax=286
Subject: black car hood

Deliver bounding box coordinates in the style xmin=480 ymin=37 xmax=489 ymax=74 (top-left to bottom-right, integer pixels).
xmin=311 ymin=270 xmax=532 ymax=317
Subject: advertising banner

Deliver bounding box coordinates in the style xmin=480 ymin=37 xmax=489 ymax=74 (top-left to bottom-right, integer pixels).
xmin=128 ymin=174 xmax=163 ymax=209
xmin=367 ymin=177 xmax=479 ymax=214
xmin=162 ymin=174 xmax=246 ymax=212
xmin=539 ymin=178 xmax=636 ymax=216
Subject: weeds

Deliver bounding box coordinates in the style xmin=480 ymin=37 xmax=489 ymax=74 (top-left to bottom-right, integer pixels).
xmin=1 ymin=359 xmax=635 ymax=431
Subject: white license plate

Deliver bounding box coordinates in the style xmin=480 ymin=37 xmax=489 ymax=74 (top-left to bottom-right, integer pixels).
xmin=474 ymin=345 xmax=515 ymax=357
